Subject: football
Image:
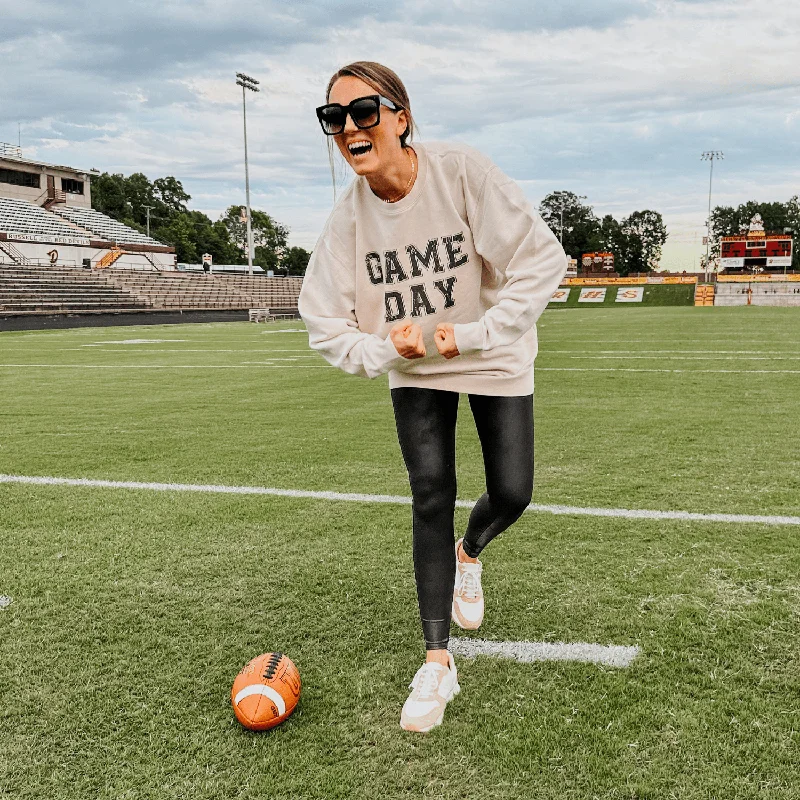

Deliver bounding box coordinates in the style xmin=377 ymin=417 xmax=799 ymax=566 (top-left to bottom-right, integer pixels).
xmin=231 ymin=652 xmax=301 ymax=731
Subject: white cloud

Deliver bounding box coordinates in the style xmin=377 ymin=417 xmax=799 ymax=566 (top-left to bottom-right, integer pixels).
xmin=3 ymin=0 xmax=799 ymax=267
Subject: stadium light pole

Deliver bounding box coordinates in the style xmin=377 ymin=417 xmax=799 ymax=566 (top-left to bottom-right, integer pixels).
xmin=556 ymin=193 xmax=587 ymax=246
xmin=142 ymin=204 xmax=155 ymax=238
xmin=236 ymin=72 xmax=260 ymax=276
xmin=701 ymin=151 xmax=724 ymax=281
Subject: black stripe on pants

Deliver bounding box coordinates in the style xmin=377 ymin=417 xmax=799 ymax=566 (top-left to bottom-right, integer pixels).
xmin=390 ymin=387 xmax=534 ymax=651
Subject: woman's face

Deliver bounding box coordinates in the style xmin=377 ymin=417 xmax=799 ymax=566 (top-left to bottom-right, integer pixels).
xmin=328 ymin=76 xmax=408 ymax=177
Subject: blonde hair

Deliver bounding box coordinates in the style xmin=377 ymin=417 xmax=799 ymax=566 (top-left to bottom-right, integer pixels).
xmin=322 ymin=61 xmax=419 ymax=204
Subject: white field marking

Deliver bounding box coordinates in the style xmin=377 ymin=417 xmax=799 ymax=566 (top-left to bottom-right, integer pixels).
xmin=448 ymin=637 xmax=640 ymax=668
xmin=547 ymin=349 xmax=799 ymax=355
xmin=0 ymin=364 xmax=332 ymax=369
xmin=260 ymin=329 xmax=306 ymax=334
xmin=1 ymin=474 xmax=799 ymax=527
xmin=61 ymin=348 xmax=314 ymax=353
xmin=569 ymin=355 xmax=800 ymax=362
xmin=94 ymin=339 xmax=188 ymax=344
xmin=233 ymin=683 xmax=286 ymax=715
xmin=0 ymin=596 xmax=12 ymax=610
xmin=0 ymin=363 xmax=795 ymax=375
xmin=539 ymin=367 xmax=800 ymax=375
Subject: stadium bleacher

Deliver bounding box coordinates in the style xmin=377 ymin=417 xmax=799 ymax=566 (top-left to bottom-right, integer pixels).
xmin=714 ymin=282 xmax=800 ymax=307
xmin=101 ymin=270 xmax=302 ymax=310
xmin=51 ymin=205 xmax=163 ymax=246
xmin=0 ymin=264 xmax=153 ymax=314
xmin=0 ymin=197 xmax=93 ymax=241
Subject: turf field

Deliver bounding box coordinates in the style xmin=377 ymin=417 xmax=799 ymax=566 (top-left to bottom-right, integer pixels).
xmin=1 ymin=307 xmax=799 ymax=799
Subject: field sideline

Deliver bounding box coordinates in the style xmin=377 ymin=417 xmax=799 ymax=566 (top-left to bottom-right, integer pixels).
xmin=1 ymin=307 xmax=799 ymax=799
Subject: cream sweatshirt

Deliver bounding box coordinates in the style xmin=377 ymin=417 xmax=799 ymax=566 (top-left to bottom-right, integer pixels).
xmin=297 ymin=140 xmax=567 ymax=396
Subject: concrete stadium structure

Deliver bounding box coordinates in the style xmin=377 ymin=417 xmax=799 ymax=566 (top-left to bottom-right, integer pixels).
xmin=0 ymin=145 xmax=176 ymax=271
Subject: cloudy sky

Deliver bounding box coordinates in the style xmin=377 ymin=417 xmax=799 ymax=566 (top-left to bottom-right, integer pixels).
xmin=2 ymin=0 xmax=798 ymax=269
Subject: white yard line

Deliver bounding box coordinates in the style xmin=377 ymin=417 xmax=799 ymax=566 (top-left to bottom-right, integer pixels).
xmin=448 ymin=637 xmax=640 ymax=668
xmin=568 ymin=355 xmax=800 ymax=361
xmin=547 ymin=349 xmax=799 ymax=355
xmin=0 ymin=364 xmax=331 ymax=369
xmin=539 ymin=367 xmax=800 ymax=375
xmin=1 ymin=473 xmax=798 ymax=526
xmin=0 ymin=364 xmax=797 ymax=374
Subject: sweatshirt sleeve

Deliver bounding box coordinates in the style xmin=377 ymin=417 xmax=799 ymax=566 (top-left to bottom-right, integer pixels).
xmin=452 ymin=166 xmax=567 ymax=355
xmin=297 ymin=239 xmax=412 ymax=379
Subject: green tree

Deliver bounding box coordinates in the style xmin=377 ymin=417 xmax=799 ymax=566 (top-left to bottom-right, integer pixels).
xmin=152 ymin=214 xmax=199 ymax=263
xmin=282 ymin=246 xmax=311 ymax=276
xmin=538 ymin=191 xmax=599 ymax=261
xmin=91 ymin=173 xmax=131 ymax=221
xmin=153 ymin=176 xmax=190 ymax=217
xmin=620 ymin=210 xmax=668 ymax=275
xmin=123 ymin=173 xmax=156 ymax=227
xmin=220 ymin=205 xmax=289 ymax=270
xmin=184 ymin=210 xmax=241 ymax=265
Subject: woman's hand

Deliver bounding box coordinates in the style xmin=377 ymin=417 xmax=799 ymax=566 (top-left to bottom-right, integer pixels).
xmin=434 ymin=323 xmax=460 ymax=359
xmin=390 ymin=322 xmax=426 ymax=359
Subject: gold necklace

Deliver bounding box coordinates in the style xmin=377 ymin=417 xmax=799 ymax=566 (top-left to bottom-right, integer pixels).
xmin=383 ymin=147 xmax=415 ymax=203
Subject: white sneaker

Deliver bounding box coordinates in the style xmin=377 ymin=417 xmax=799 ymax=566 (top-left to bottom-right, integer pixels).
xmin=451 ymin=537 xmax=484 ymax=630
xmin=399 ymin=650 xmax=460 ymax=733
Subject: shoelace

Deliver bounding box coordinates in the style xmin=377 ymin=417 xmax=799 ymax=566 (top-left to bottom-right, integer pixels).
xmin=410 ymin=663 xmax=443 ymax=699
xmin=458 ymin=568 xmax=482 ymax=600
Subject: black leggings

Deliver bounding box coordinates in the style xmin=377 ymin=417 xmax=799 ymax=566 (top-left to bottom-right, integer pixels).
xmin=390 ymin=387 xmax=534 ymax=651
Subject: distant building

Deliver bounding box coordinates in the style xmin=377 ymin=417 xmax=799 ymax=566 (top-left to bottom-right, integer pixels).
xmin=0 ymin=145 xmax=94 ymax=210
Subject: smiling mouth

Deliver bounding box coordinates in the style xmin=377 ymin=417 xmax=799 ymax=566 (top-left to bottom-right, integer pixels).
xmin=348 ymin=141 xmax=373 ymax=159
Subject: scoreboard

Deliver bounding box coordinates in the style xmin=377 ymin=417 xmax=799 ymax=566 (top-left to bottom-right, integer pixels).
xmin=581 ymin=252 xmax=614 ymax=271
xmin=720 ymin=215 xmax=793 ymax=272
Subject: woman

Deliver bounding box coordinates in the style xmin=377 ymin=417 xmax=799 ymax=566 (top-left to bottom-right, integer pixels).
xmin=298 ymin=61 xmax=567 ymax=733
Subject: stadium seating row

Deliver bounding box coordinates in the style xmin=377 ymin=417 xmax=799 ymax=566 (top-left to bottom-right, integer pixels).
xmin=0 ymin=197 xmax=165 ymax=247
xmin=51 ymin=205 xmax=162 ymax=246
xmin=0 ymin=197 xmax=90 ymax=240
xmin=0 ymin=264 xmax=303 ymax=316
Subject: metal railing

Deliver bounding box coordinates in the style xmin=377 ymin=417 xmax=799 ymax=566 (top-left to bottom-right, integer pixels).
xmin=0 ymin=142 xmax=23 ymax=158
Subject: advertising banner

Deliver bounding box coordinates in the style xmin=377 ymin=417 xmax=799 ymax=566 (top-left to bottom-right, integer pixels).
xmin=720 ymin=257 xmax=745 ymax=268
xmin=615 ymin=287 xmax=644 ymax=302
xmin=549 ymin=288 xmax=570 ymax=303
xmin=766 ymin=257 xmax=792 ymax=268
xmin=4 ymin=232 xmax=91 ymax=246
xmin=565 ymin=276 xmax=696 ymax=286
xmin=579 ymin=288 xmax=607 ymax=303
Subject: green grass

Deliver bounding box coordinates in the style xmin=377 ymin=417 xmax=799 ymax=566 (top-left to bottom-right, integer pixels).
xmin=549 ymin=284 xmax=695 ymax=307
xmin=1 ymin=308 xmax=799 ymax=799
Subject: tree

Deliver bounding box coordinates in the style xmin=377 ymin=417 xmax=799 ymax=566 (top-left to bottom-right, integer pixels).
xmin=283 ymin=246 xmax=311 ymax=276
xmin=123 ymin=173 xmax=156 ymax=228
xmin=153 ymin=214 xmax=199 ymax=263
xmin=91 ymin=171 xmax=296 ymax=269
xmin=538 ymin=191 xmax=599 ymax=261
xmin=620 ymin=210 xmax=667 ymax=274
xmin=181 ymin=211 xmax=241 ymax=265
xmin=220 ymin=205 xmax=290 ymax=270
xmin=91 ymin=173 xmax=131 ymax=221
xmin=153 ymin=176 xmax=190 ymax=217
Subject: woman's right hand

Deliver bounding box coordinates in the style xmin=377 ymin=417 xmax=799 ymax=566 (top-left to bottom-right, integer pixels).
xmin=390 ymin=322 xmax=426 ymax=359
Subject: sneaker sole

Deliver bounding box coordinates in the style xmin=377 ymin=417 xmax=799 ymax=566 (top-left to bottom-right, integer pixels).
xmin=451 ymin=604 xmax=483 ymax=630
xmin=400 ymin=682 xmax=461 ymax=733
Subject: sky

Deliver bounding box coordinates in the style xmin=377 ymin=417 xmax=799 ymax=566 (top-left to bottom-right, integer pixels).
xmin=2 ymin=0 xmax=799 ymax=270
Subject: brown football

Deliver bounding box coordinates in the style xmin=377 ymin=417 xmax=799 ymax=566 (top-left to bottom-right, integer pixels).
xmin=231 ymin=652 xmax=301 ymax=731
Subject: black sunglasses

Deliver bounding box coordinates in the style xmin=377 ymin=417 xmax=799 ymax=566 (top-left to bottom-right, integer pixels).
xmin=315 ymin=94 xmax=400 ymax=136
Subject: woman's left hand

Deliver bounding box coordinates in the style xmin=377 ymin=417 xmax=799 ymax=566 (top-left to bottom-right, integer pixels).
xmin=434 ymin=323 xmax=460 ymax=359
